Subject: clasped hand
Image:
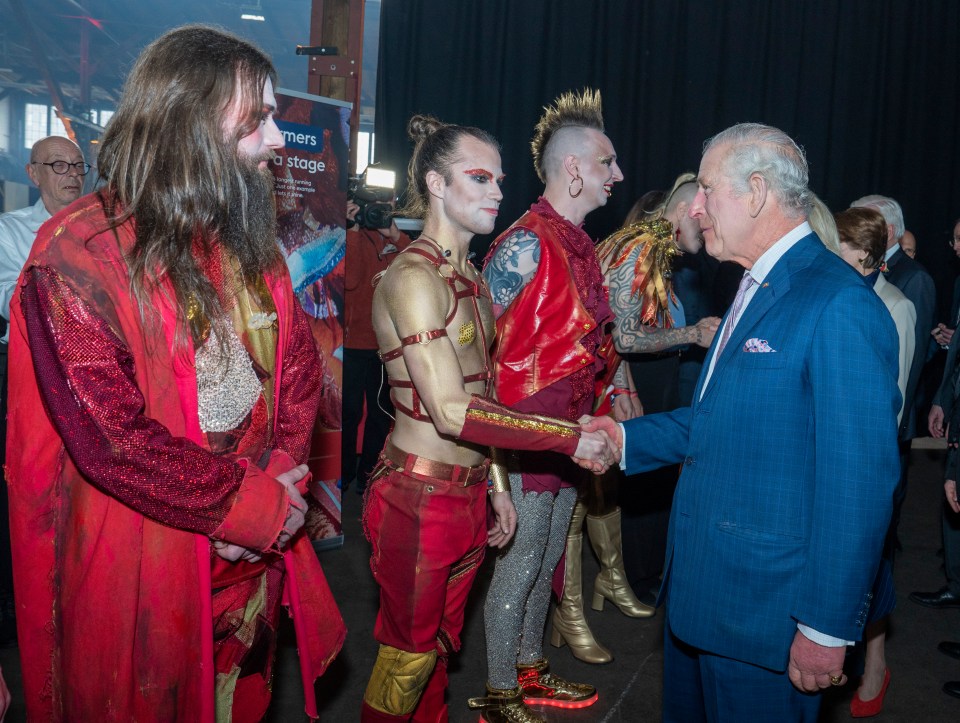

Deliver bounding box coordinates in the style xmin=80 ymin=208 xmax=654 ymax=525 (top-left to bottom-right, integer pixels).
xmin=212 ymin=463 xmax=311 ymax=563
xmin=571 ymin=415 xmax=623 ymax=473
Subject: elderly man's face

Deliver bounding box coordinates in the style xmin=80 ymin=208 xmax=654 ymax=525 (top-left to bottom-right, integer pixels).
xmin=223 ymin=77 xmax=285 ymax=168
xmin=26 ymin=137 xmax=86 ymax=215
xmin=899 ymin=230 xmax=917 ymax=258
xmin=689 ymin=143 xmax=752 ymax=264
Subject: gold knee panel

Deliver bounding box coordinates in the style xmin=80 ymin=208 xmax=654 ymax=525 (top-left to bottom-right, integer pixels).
xmin=363 ymin=645 xmax=438 ymax=715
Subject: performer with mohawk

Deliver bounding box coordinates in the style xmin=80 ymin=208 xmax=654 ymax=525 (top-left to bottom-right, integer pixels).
xmin=471 ymin=89 xmax=622 ymax=722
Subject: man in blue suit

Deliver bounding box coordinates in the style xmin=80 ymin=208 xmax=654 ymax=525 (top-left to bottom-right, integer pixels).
xmin=589 ymin=123 xmax=901 ymax=721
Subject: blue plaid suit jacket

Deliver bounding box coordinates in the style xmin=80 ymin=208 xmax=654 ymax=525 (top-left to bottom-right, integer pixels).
xmin=622 ymin=233 xmax=901 ymax=672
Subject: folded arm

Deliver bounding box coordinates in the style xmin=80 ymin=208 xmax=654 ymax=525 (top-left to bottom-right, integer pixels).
xmin=22 ymin=266 xmax=289 ymax=550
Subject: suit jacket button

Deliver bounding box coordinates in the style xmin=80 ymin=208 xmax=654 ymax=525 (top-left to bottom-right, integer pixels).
xmin=684 ymin=456 xmax=695 ymax=466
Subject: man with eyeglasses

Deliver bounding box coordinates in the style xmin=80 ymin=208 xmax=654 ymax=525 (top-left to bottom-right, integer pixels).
xmin=0 ymin=134 xmax=88 ymax=650
xmin=917 ymin=215 xmax=960 ymax=704
xmin=913 ymin=216 xmax=960 ymax=621
xmin=6 ymin=26 xmax=344 ymax=720
xmin=0 ymin=135 xmax=88 ymax=342
xmin=931 ymin=220 xmax=960 ymax=351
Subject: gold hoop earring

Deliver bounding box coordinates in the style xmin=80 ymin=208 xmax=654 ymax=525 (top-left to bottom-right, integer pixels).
xmin=569 ymin=174 xmax=583 ymax=198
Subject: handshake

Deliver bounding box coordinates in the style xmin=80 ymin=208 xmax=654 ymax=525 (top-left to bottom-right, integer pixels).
xmin=572 ymin=415 xmax=624 ymax=473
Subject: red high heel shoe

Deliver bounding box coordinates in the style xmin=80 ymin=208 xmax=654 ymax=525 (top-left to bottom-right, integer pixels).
xmin=850 ymin=668 xmax=891 ymax=718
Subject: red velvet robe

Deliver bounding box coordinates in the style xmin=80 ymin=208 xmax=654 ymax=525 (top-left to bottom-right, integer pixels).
xmin=6 ymin=194 xmax=344 ymax=721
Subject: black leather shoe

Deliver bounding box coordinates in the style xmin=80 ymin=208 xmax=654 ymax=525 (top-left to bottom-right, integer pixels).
xmin=909 ymin=587 xmax=960 ymax=608
xmin=939 ymin=641 xmax=960 ymax=660
xmin=944 ymin=681 xmax=960 ymax=700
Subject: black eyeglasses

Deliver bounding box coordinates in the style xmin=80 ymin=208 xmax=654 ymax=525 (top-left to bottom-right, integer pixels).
xmin=31 ymin=161 xmax=92 ymax=176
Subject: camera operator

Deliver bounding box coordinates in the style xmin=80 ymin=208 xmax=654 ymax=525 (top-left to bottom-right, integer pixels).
xmin=342 ymin=199 xmax=412 ymax=494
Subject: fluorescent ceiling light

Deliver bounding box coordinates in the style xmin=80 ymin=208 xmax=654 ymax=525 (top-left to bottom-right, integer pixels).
xmin=241 ymin=14 xmax=265 ymax=21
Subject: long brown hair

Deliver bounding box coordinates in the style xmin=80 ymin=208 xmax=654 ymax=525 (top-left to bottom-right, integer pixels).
xmin=97 ymin=24 xmax=280 ymax=342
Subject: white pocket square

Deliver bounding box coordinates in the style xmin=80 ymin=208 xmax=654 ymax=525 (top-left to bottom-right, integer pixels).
xmin=743 ymin=338 xmax=776 ymax=353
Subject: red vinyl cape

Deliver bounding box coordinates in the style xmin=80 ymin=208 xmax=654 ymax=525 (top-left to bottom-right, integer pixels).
xmin=6 ymin=194 xmax=344 ymax=721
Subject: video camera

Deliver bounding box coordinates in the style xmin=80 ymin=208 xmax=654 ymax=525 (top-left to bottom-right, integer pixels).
xmin=347 ymin=167 xmax=396 ymax=230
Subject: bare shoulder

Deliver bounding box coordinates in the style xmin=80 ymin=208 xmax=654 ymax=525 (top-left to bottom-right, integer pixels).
xmin=374 ymin=247 xmax=452 ymax=326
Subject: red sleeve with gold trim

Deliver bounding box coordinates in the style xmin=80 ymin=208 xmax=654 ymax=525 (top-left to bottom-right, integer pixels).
xmin=458 ymin=394 xmax=580 ymax=455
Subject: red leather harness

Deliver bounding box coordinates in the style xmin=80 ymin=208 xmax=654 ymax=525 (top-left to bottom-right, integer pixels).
xmin=379 ymin=238 xmax=493 ymax=421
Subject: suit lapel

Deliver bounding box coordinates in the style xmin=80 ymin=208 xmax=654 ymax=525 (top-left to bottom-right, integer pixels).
xmin=696 ymin=235 xmax=818 ymax=405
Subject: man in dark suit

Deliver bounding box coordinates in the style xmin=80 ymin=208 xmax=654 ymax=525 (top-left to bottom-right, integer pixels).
xmin=851 ymin=195 xmax=936 ymax=443
xmin=927 ymin=218 xmax=960 ymax=427
xmin=850 ymin=196 xmax=938 ymax=618
xmin=912 ymin=217 xmax=960 ymax=610
xmin=589 ymin=123 xmax=901 ymax=721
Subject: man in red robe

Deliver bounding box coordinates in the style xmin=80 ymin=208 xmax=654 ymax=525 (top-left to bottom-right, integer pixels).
xmin=6 ymin=25 xmax=343 ymax=722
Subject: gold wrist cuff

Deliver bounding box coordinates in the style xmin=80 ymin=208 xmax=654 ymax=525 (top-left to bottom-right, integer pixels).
xmin=489 ymin=448 xmax=511 ymax=494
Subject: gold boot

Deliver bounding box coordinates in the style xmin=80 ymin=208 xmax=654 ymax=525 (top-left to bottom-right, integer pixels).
xmin=549 ymin=500 xmax=613 ymax=664
xmin=467 ymin=685 xmax=546 ymax=723
xmin=587 ymin=507 xmax=655 ymax=618
xmin=516 ymin=658 xmax=598 ymax=709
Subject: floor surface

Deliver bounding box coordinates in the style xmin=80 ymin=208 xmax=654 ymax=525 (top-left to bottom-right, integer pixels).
xmin=1 ymin=446 xmax=958 ymax=722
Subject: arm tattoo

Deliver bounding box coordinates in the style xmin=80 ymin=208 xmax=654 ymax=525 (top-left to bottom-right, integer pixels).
xmin=612 ymin=362 xmax=630 ymax=389
xmin=606 ymin=246 xmax=697 ymax=353
xmin=483 ymin=229 xmax=541 ymax=319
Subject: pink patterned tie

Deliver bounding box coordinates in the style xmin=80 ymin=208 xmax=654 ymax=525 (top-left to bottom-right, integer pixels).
xmin=715 ymin=271 xmax=756 ymax=357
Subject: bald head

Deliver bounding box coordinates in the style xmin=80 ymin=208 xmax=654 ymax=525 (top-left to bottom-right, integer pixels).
xmin=899 ymin=229 xmax=917 ymax=258
xmin=665 ymin=180 xmax=698 ymax=214
xmin=26 ymin=136 xmax=87 ymax=215
xmin=665 ymin=180 xmax=703 ymax=253
xmin=540 ymin=126 xmax=592 ymax=182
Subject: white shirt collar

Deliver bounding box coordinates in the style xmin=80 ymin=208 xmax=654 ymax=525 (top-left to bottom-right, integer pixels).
xmin=884 ymin=243 xmax=900 ymax=262
xmin=746 ymin=221 xmax=812 ymax=284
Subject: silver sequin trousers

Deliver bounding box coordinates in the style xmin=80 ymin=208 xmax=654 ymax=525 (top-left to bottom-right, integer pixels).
xmin=483 ymin=478 xmax=577 ymax=688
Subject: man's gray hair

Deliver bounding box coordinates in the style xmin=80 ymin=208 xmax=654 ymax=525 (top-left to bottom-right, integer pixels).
xmin=849 ymin=194 xmax=904 ymax=240
xmin=704 ymin=123 xmax=810 ymax=218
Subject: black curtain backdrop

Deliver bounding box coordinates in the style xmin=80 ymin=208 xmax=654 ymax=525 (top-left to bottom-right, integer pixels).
xmin=375 ymin=0 xmax=960 ymax=316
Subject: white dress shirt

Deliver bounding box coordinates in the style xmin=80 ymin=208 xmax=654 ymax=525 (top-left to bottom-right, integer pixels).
xmin=884 ymin=242 xmax=901 ymax=263
xmin=700 ymin=221 xmax=813 ymax=397
xmin=0 ymin=198 xmax=51 ymax=343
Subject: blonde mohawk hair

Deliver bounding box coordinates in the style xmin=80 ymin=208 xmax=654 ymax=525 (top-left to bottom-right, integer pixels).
xmin=531 ymin=88 xmax=605 ymax=182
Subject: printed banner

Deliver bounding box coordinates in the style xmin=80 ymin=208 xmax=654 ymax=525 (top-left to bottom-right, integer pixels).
xmin=273 ymin=88 xmax=350 ymax=549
